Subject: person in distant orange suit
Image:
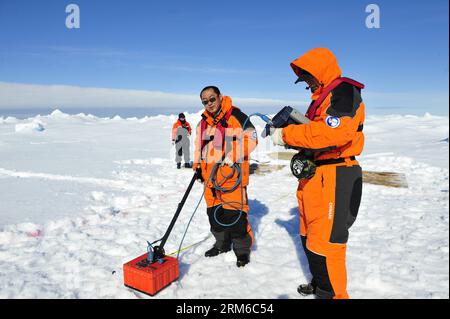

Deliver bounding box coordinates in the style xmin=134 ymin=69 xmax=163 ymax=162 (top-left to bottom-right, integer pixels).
xmin=193 ymin=86 xmax=258 ymax=267
xmin=270 ymin=48 xmax=365 ymax=299
xmin=172 ymin=113 xmax=192 ymax=169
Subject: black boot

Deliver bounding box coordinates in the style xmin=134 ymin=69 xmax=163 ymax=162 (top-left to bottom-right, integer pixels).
xmin=236 ymin=254 xmax=250 ymax=267
xmin=184 ymin=162 xmax=192 ymax=168
xmin=204 ymin=246 xmax=230 ymax=257
xmin=297 ymin=283 xmax=316 ymax=296
xmin=177 ymin=162 xmax=181 ymax=169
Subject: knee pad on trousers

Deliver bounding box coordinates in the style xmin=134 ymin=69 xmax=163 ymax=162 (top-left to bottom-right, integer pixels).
xmin=348 ymin=176 xmax=362 ymax=228
xmin=223 ymin=209 xmax=248 ymax=239
xmin=207 ymin=206 xmax=224 ymax=232
xmin=207 ymin=206 xmax=247 ymax=236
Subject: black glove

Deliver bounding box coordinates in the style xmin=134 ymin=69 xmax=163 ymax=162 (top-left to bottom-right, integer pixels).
xmin=195 ymin=167 xmax=204 ymax=183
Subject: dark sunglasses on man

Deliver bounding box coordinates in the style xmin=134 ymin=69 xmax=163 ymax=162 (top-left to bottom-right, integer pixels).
xmin=202 ymin=96 xmax=217 ymax=106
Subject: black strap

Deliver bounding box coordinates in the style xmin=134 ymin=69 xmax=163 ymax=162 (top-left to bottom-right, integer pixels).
xmin=201 ymin=136 xmax=214 ymax=149
xmin=357 ymin=124 xmax=364 ymax=132
xmin=315 ymin=156 xmax=356 ymax=167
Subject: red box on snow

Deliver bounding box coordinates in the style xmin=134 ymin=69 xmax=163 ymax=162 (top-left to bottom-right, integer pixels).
xmin=123 ymin=253 xmax=179 ymax=296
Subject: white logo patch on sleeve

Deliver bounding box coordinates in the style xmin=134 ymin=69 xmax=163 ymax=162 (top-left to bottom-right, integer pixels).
xmin=326 ymin=116 xmax=341 ymax=128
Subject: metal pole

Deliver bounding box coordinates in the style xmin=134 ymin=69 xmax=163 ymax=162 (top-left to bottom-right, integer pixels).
xmin=158 ymin=172 xmax=198 ymax=251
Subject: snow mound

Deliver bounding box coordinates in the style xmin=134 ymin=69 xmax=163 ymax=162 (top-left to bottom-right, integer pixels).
xmin=50 ymin=109 xmax=69 ymax=118
xmin=0 ymin=117 xmax=18 ymax=124
xmin=15 ymin=120 xmax=45 ymax=133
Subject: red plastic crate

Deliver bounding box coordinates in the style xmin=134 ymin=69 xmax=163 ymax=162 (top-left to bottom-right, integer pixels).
xmin=123 ymin=253 xmax=179 ymax=296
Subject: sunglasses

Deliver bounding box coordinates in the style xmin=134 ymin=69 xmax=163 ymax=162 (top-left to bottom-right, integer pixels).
xmin=201 ymin=96 xmax=217 ymax=106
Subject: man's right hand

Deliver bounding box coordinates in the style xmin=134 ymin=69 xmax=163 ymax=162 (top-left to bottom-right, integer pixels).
xmin=195 ymin=167 xmax=204 ymax=183
xmin=270 ymin=128 xmax=286 ymax=146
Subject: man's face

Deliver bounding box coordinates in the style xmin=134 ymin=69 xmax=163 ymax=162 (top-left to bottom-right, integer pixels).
xmin=295 ymin=68 xmax=321 ymax=93
xmin=201 ymin=89 xmax=222 ymax=115
xmin=305 ymin=76 xmax=320 ymax=93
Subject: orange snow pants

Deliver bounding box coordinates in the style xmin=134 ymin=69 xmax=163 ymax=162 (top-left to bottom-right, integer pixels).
xmin=297 ymin=161 xmax=362 ymax=299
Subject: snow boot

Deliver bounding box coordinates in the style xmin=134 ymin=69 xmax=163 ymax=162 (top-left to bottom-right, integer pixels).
xmin=177 ymin=162 xmax=181 ymax=169
xmin=204 ymin=246 xmax=230 ymax=257
xmin=184 ymin=162 xmax=192 ymax=168
xmin=297 ymin=283 xmax=316 ymax=296
xmin=236 ymin=254 xmax=250 ymax=267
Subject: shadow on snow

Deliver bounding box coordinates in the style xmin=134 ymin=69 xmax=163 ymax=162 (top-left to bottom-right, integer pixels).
xmin=275 ymin=206 xmax=311 ymax=283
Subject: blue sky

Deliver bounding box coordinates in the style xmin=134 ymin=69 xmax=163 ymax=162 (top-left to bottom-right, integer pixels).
xmin=0 ymin=0 xmax=448 ymax=114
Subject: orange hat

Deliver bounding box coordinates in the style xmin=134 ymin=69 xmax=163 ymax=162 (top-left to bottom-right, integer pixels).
xmin=291 ymin=48 xmax=342 ymax=88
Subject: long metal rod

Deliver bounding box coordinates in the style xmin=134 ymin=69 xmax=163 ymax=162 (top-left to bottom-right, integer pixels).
xmin=159 ymin=172 xmax=198 ymax=250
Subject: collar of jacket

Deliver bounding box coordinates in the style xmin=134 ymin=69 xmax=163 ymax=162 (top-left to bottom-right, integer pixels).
xmin=201 ymin=96 xmax=233 ymax=126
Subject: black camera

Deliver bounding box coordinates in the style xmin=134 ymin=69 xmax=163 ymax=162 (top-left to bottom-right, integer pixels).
xmin=261 ymin=106 xmax=310 ymax=138
xmin=290 ymin=152 xmax=316 ymax=181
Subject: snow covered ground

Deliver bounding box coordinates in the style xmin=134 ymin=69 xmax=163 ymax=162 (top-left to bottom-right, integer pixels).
xmin=0 ymin=109 xmax=448 ymax=299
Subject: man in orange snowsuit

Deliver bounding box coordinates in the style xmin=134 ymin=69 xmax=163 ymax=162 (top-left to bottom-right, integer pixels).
xmin=270 ymin=48 xmax=364 ymax=299
xmin=194 ymin=86 xmax=258 ymax=267
xmin=172 ymin=113 xmax=192 ymax=169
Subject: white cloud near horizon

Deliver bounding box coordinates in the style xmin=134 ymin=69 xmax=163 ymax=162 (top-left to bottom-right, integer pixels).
xmin=0 ymin=82 xmax=306 ymax=109
xmin=0 ymin=82 xmax=448 ymax=115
